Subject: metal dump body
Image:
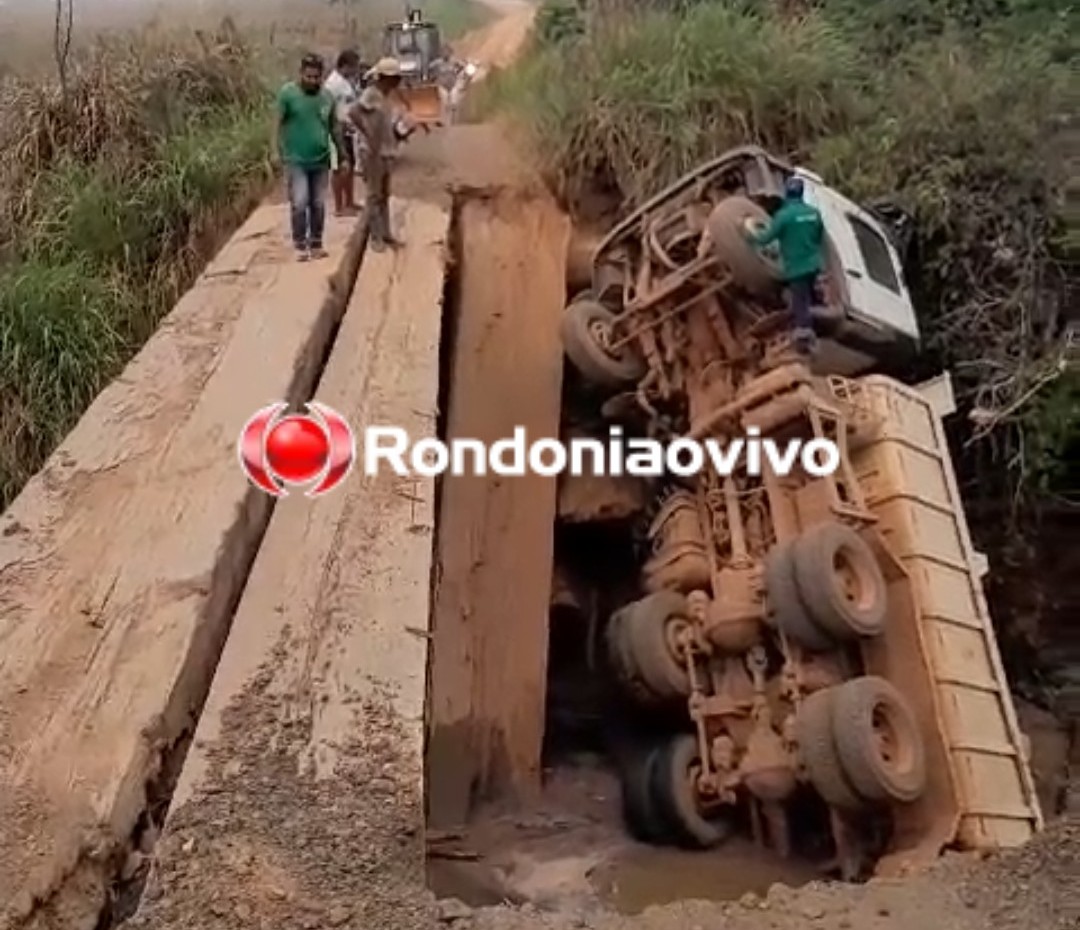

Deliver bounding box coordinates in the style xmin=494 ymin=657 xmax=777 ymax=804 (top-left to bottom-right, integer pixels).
xmin=850 ymin=374 xmax=1042 ymax=854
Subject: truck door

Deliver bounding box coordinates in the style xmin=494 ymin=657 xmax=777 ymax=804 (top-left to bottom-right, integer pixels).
xmin=802 ymin=179 xmax=918 ymax=342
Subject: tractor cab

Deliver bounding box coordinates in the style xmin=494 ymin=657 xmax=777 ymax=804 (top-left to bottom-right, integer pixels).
xmin=382 ymin=15 xmax=442 ymax=83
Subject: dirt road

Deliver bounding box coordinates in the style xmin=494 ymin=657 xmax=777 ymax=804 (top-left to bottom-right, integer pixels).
xmin=456 ymin=0 xmax=535 ymax=75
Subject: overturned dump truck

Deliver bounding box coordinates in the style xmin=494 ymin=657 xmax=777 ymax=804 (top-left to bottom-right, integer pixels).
xmin=559 ymin=146 xmax=1043 ymax=878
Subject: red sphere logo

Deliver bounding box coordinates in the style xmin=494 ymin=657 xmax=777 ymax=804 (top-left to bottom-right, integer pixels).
xmin=238 ymin=402 xmax=355 ymax=497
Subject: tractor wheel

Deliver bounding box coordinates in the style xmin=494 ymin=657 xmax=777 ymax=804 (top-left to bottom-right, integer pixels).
xmin=560 ymin=298 xmax=645 ymax=387
xmin=794 ymin=687 xmax=867 ymax=811
xmin=792 ymin=522 xmax=888 ymax=640
xmin=651 ymin=733 xmax=735 ymax=848
xmin=764 ymin=541 xmax=834 ymax=652
xmin=706 ymin=196 xmax=783 ymax=296
xmin=831 ymin=676 xmax=927 ymax=804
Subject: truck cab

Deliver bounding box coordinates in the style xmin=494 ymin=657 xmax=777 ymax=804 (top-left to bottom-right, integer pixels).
xmin=565 ymin=146 xmax=922 ymax=394
xmin=382 ymin=18 xmax=442 ymax=83
xmin=795 ymin=168 xmax=919 ymax=376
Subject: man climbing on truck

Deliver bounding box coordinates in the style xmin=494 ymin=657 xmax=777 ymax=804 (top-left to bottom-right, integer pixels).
xmin=746 ymin=175 xmax=824 ymax=355
xmin=351 ymin=57 xmax=415 ymax=252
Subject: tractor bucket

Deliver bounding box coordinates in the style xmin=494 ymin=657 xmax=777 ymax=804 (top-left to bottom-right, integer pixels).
xmin=399 ymin=84 xmax=443 ymax=124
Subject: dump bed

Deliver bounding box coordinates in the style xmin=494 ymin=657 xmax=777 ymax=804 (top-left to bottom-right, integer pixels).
xmin=850 ymin=374 xmax=1043 ymax=852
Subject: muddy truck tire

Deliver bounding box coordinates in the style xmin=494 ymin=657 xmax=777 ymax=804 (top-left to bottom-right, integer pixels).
xmin=620 ymin=743 xmax=674 ymax=843
xmin=620 ymin=591 xmax=694 ymax=701
xmin=652 ymin=733 xmax=735 ymax=848
xmin=831 ymin=676 xmax=928 ymax=804
xmin=605 ymin=607 xmax=666 ymax=706
xmin=792 ymin=522 xmax=888 ymax=640
xmin=561 ymin=296 xmax=646 ymax=387
xmin=706 ymin=195 xmax=783 ymax=296
xmin=764 ymin=540 xmax=835 ymax=652
xmin=795 ymin=687 xmax=868 ymax=811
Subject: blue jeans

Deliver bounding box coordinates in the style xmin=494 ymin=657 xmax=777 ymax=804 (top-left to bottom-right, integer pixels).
xmin=787 ymin=273 xmax=817 ymax=331
xmin=285 ymin=164 xmax=329 ymax=249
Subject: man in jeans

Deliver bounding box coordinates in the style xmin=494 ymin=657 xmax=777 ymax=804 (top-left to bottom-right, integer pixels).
xmin=272 ymin=53 xmax=345 ymax=261
xmin=747 ymin=176 xmax=825 ymax=355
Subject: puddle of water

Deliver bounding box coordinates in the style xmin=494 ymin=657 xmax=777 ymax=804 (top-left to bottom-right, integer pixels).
xmin=590 ymin=838 xmax=822 ymax=915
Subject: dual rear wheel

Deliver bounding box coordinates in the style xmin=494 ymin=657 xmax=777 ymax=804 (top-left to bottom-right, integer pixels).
xmin=765 ymin=521 xmax=889 ymax=652
xmin=795 ymin=676 xmax=927 ymax=811
xmin=621 ymin=734 xmax=734 ymax=848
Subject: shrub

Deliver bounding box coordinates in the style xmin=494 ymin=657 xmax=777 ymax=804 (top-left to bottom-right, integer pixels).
xmin=0 ymin=30 xmax=271 ymax=504
xmin=487 ymin=1 xmax=1075 ymax=516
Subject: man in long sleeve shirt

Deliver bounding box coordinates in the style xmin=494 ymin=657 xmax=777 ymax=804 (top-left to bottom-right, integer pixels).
xmin=748 ymin=176 xmax=824 ymax=355
xmin=350 ymin=57 xmax=413 ymax=252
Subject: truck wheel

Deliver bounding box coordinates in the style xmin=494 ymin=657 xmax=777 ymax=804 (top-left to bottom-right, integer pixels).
xmin=764 ymin=541 xmax=834 ymax=652
xmin=605 ymin=609 xmax=664 ymax=706
xmin=560 ymin=298 xmax=645 ymax=387
xmin=831 ymin=676 xmax=927 ymax=804
xmin=652 ymin=733 xmax=735 ymax=848
xmin=620 ymin=744 xmax=671 ymax=843
xmin=622 ymin=591 xmax=694 ymax=700
xmin=792 ymin=522 xmax=888 ymax=640
xmin=794 ymin=687 xmax=867 ymax=811
xmin=706 ymin=196 xmax=783 ymax=296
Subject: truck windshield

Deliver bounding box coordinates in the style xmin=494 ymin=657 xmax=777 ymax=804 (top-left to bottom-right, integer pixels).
xmin=414 ymin=27 xmax=439 ymax=59
xmin=392 ymin=30 xmax=420 ymax=55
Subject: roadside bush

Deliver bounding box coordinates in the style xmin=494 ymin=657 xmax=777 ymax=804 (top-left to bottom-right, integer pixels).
xmin=0 ymin=32 xmax=271 ymax=506
xmin=487 ymin=0 xmax=1075 ymax=518
xmin=535 ymin=0 xmax=587 ymax=46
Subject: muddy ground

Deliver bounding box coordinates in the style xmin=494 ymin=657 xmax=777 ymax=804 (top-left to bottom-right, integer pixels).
xmin=123 ymin=646 xmax=1077 ymax=930
xmin=466 ymin=814 xmax=1079 ymax=930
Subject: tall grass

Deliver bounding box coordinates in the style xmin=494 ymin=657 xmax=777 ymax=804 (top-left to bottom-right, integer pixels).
xmin=484 ymin=0 xmax=1076 ymax=518
xmin=0 ymin=30 xmax=270 ymax=505
xmin=0 ymin=0 xmax=491 ymax=508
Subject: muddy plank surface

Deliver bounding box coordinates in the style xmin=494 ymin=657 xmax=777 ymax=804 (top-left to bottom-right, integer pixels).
xmin=0 ymin=208 xmax=364 ymax=930
xmin=428 ymin=192 xmax=570 ymax=828
xmin=128 ymin=198 xmax=450 ymax=930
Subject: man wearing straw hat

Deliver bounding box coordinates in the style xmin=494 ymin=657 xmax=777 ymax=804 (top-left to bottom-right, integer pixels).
xmin=350 ymin=56 xmax=415 ymax=252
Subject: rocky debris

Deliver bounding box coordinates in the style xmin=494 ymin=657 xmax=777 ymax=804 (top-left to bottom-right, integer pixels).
xmin=123 ymin=648 xmax=439 ymax=930
xmin=438 ymin=898 xmax=473 ymax=923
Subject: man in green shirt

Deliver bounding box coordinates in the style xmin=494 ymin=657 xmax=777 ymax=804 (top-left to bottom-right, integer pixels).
xmin=747 ymin=176 xmax=825 ymax=355
xmin=272 ymin=53 xmax=346 ymax=261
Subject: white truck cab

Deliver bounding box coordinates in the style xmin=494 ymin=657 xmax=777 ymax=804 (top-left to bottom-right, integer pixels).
xmin=795 ymin=167 xmax=920 ymax=375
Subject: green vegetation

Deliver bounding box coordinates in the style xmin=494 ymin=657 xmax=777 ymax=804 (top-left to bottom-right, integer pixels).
xmin=0 ymin=29 xmax=270 ymax=506
xmin=0 ymin=0 xmax=488 ymax=508
xmin=485 ymin=0 xmax=1077 ymax=522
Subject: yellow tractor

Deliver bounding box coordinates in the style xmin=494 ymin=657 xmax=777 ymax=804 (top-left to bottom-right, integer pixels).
xmin=382 ymin=6 xmax=445 ymax=126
